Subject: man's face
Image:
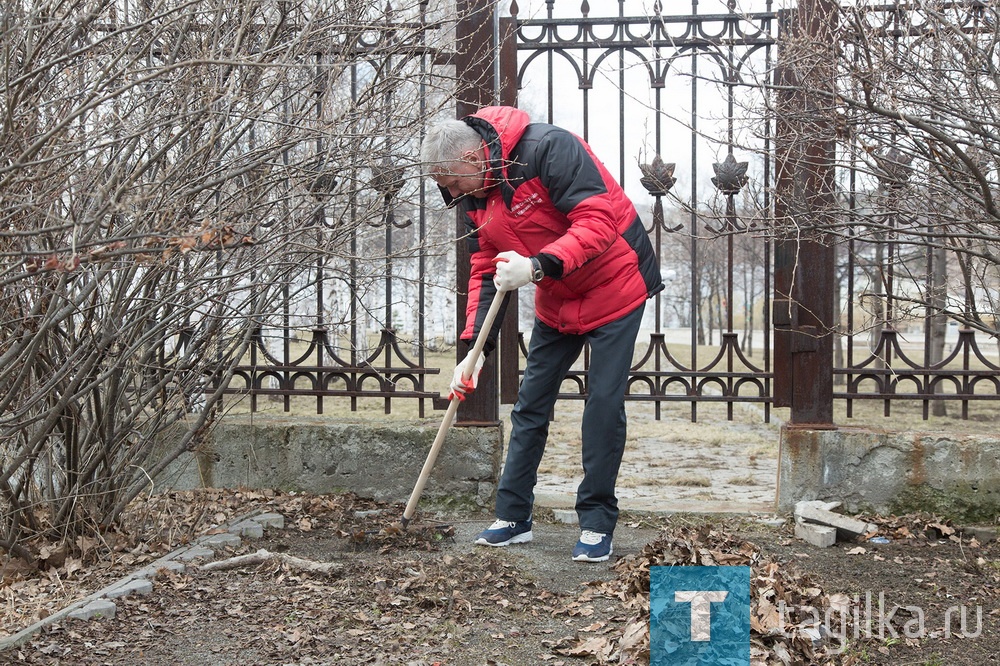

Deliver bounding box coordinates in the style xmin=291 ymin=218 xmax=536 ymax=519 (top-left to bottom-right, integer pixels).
xmin=431 ymin=150 xmax=490 ymax=200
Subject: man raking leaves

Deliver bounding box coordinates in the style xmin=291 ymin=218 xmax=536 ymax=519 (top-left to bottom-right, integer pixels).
xmin=421 ymin=106 xmax=663 ymax=563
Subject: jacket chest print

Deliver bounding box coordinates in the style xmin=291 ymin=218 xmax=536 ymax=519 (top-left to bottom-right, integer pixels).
xmin=509 ymin=191 xmax=543 ymax=217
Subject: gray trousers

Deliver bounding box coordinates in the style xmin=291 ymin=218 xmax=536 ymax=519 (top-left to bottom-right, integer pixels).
xmin=494 ymin=303 xmax=645 ymax=535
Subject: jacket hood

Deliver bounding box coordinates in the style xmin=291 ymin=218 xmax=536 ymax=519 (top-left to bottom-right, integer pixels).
xmin=463 ymin=106 xmax=531 ymax=203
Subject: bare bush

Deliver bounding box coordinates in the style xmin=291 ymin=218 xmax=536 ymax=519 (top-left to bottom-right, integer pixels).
xmin=0 ymin=0 xmax=462 ymax=561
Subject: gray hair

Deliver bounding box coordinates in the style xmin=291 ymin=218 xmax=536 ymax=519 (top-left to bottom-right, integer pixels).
xmin=420 ymin=118 xmax=482 ymax=172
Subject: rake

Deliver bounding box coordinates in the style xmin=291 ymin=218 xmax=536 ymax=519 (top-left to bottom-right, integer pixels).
xmin=398 ymin=289 xmax=505 ymax=531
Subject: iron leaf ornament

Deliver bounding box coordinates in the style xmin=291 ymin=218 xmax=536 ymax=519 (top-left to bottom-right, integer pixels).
xmin=711 ymin=153 xmax=748 ymax=195
xmin=639 ymin=155 xmax=677 ymax=196
xmin=874 ymin=146 xmax=913 ymax=191
xmin=370 ymin=158 xmax=405 ymax=199
xmin=308 ymin=161 xmax=338 ymax=200
xmin=369 ymin=158 xmax=410 ymax=228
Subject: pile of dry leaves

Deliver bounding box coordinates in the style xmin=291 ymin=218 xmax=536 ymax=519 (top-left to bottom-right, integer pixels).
xmin=544 ymin=525 xmax=850 ymax=665
xmin=546 ymin=511 xmax=998 ymax=666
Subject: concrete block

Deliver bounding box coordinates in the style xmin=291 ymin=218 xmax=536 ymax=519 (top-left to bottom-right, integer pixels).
xmin=252 ymin=512 xmax=285 ymax=529
xmin=551 ymin=509 xmax=578 ymax=525
xmin=68 ymin=600 xmax=117 ymax=621
xmin=155 ymin=417 xmax=503 ymax=508
xmin=137 ymin=560 xmax=186 ymax=578
xmin=794 ymin=521 xmax=836 ymax=548
xmin=177 ymin=546 xmax=216 ymax=561
xmin=105 ymin=579 xmax=153 ymax=599
xmin=795 ymin=504 xmax=877 ymax=540
xmin=199 ymin=533 xmax=242 ymax=550
xmin=794 ymin=500 xmax=842 ymax=513
xmin=228 ymin=520 xmax=264 ymax=539
xmin=778 ymin=427 xmax=1000 ymax=523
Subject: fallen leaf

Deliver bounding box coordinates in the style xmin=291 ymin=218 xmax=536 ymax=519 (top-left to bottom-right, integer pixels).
xmin=556 ymin=636 xmax=609 ymax=657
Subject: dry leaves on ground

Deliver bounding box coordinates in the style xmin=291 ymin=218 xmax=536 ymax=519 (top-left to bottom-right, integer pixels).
xmin=544 ymin=516 xmax=988 ymax=666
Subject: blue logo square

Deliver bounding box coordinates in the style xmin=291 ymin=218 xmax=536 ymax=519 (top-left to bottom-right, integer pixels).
xmin=650 ymin=566 xmax=750 ymax=666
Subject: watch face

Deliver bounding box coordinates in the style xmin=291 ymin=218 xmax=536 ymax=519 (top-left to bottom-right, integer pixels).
xmin=531 ymin=259 xmax=544 ymax=282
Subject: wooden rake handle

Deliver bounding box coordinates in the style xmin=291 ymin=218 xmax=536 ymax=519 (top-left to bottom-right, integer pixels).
xmin=401 ymin=290 xmax=505 ymax=526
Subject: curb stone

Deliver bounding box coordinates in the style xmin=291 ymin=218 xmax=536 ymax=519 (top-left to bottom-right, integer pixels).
xmin=67 ymin=599 xmax=117 ymax=621
xmin=105 ymin=578 xmax=154 ymax=600
xmin=177 ymin=546 xmax=216 ymax=561
xmin=0 ymin=508 xmax=285 ymax=653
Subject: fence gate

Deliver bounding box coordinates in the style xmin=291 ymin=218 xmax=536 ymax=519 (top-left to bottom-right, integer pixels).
xmin=499 ymin=0 xmax=780 ymax=423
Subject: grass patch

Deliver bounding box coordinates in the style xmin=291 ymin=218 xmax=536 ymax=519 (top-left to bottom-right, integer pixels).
xmin=665 ymin=474 xmax=712 ymax=487
xmin=745 ymin=441 xmax=778 ymax=458
xmin=727 ymin=475 xmax=758 ymax=486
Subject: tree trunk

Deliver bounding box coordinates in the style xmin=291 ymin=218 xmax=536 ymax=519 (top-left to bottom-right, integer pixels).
xmin=928 ymin=244 xmax=949 ymax=417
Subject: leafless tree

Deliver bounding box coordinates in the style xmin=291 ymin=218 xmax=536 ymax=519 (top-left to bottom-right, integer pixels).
xmin=0 ymin=0 xmax=468 ymax=563
xmin=770 ymin=2 xmax=1000 ymax=336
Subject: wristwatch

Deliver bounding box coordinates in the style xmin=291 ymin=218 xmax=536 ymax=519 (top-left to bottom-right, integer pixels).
xmin=529 ymin=256 xmax=545 ymax=283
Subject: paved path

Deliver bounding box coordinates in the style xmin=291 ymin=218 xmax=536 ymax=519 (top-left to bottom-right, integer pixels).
xmin=503 ymin=400 xmax=781 ymax=516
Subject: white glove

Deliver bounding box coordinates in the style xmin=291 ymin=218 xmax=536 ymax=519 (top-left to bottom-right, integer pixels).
xmin=493 ymin=251 xmax=533 ymax=292
xmin=448 ymin=349 xmax=486 ymax=401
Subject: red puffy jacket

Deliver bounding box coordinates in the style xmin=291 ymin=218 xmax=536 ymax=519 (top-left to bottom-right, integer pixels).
xmin=440 ymin=106 xmax=662 ymax=346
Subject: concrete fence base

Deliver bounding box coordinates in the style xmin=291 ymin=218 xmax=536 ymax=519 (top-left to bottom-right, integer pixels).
xmin=156 ymin=415 xmax=504 ymax=511
xmin=778 ymin=426 xmax=1000 ymax=523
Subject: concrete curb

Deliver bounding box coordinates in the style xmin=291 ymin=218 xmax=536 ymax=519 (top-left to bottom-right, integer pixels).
xmin=0 ymin=509 xmax=285 ymax=653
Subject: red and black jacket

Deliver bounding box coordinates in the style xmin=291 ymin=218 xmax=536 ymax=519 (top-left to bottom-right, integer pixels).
xmin=438 ymin=106 xmax=663 ymax=349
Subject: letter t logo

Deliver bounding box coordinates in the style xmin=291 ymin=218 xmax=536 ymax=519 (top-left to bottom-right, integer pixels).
xmin=674 ymin=590 xmax=729 ymax=641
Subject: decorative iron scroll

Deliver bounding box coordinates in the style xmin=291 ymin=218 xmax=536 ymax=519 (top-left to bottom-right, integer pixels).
xmin=838 ymin=329 xmax=1000 ymax=420
xmin=227 ymin=326 xmax=440 ymax=415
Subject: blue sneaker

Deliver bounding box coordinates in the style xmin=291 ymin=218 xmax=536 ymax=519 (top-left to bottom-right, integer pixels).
xmin=572 ymin=530 xmax=613 ymax=562
xmin=474 ymin=518 xmax=533 ymax=547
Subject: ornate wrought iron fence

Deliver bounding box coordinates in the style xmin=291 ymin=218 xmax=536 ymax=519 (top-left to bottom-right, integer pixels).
xmin=503 ymin=0 xmax=1000 ymax=423
xmin=829 ymin=2 xmax=1000 ymax=420
xmin=222 ymin=0 xmax=1000 ymax=422
xmin=220 ymin=3 xmax=451 ymax=418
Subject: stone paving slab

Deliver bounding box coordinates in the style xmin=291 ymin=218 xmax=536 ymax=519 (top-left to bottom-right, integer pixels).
xmin=135 ymin=560 xmax=186 ymax=579
xmin=106 ymin=579 xmax=154 ymax=600
xmin=199 ymin=532 xmax=242 ymax=550
xmin=228 ymin=520 xmax=265 ymax=539
xmin=176 ymin=546 xmax=216 ymax=561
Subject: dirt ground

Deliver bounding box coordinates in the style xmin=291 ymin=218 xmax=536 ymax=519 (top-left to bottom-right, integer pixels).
xmin=4 ymin=493 xmax=1000 ymax=666
xmin=3 ymin=402 xmax=1000 ymax=665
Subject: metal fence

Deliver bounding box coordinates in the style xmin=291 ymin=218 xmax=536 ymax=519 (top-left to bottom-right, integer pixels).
xmin=225 ymin=0 xmax=1000 ymax=422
